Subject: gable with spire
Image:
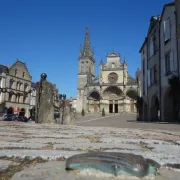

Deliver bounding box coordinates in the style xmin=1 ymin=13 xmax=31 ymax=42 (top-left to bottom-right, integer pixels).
xmin=79 ymin=26 xmax=94 ymax=61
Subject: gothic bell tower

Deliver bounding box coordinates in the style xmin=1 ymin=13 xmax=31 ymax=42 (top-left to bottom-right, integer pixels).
xmin=76 ymin=27 xmax=95 ymax=113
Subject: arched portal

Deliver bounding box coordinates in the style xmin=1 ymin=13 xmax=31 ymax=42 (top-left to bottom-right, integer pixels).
xmin=163 ymin=88 xmax=173 ymax=121
xmin=150 ymin=95 xmax=159 ymax=121
xmin=103 ymin=86 xmax=123 ymax=113
xmin=126 ymin=89 xmax=138 ymax=100
xmin=103 ymin=86 xmax=123 ymax=99
xmin=126 ymin=89 xmax=138 ymax=113
xmin=19 ymin=108 xmax=25 ymax=116
xmin=88 ymin=91 xmax=100 ymax=113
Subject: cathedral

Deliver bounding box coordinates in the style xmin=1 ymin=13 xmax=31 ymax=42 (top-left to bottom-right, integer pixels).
xmin=76 ymin=27 xmax=140 ymax=114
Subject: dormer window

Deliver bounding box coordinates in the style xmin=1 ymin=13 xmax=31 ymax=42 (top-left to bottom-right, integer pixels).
xmin=15 ymin=69 xmax=17 ymax=76
xmin=23 ymin=72 xmax=25 ymax=78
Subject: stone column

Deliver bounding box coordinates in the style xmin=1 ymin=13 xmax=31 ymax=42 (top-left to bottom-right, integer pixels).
xmin=37 ymin=81 xmax=55 ymax=124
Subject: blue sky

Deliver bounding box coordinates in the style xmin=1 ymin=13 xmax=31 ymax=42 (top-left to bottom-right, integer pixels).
xmin=0 ymin=0 xmax=173 ymax=98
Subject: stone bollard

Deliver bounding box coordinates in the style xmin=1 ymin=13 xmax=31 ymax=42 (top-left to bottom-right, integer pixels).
xmin=60 ymin=100 xmax=76 ymax=125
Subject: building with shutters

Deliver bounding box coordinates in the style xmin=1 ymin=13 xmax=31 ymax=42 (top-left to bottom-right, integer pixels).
xmin=139 ymin=2 xmax=178 ymax=121
xmin=76 ymin=27 xmax=141 ymax=114
xmin=0 ymin=60 xmax=32 ymax=117
xmin=160 ymin=2 xmax=178 ymax=121
xmin=139 ymin=15 xmax=161 ymax=121
xmin=175 ymin=0 xmax=180 ymax=119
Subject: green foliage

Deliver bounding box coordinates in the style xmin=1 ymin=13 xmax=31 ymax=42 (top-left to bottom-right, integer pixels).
xmin=81 ymin=108 xmax=85 ymax=116
xmin=30 ymin=105 xmax=36 ymax=120
xmin=102 ymin=108 xmax=105 ymax=116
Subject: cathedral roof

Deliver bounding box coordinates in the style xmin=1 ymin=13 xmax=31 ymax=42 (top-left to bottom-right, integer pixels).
xmin=107 ymin=50 xmax=120 ymax=57
xmin=127 ymin=75 xmax=137 ymax=85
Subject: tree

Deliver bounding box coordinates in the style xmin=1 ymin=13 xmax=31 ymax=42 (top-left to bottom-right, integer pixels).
xmin=102 ymin=108 xmax=105 ymax=116
xmin=30 ymin=106 xmax=36 ymax=121
xmin=168 ymin=75 xmax=180 ymax=121
xmin=81 ymin=108 xmax=85 ymax=116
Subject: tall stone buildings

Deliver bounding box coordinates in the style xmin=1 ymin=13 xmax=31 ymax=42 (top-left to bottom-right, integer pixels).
xmin=0 ymin=60 xmax=32 ymax=117
xmin=160 ymin=3 xmax=178 ymax=121
xmin=76 ymin=27 xmax=140 ymax=114
xmin=0 ymin=60 xmax=61 ymax=119
xmin=175 ymin=0 xmax=180 ymax=118
xmin=139 ymin=16 xmax=161 ymax=121
xmin=140 ymin=2 xmax=180 ymax=121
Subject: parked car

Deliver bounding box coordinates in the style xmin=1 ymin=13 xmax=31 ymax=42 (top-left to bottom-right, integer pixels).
xmin=3 ymin=114 xmax=17 ymax=121
xmin=16 ymin=116 xmax=28 ymax=122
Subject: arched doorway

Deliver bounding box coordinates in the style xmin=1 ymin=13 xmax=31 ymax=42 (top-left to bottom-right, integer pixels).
xmin=19 ymin=108 xmax=25 ymax=116
xmin=7 ymin=107 xmax=14 ymax=114
xmin=126 ymin=89 xmax=138 ymax=113
xmin=163 ymin=88 xmax=173 ymax=121
xmin=88 ymin=91 xmax=100 ymax=113
xmin=103 ymin=86 xmax=123 ymax=113
xmin=150 ymin=95 xmax=159 ymax=121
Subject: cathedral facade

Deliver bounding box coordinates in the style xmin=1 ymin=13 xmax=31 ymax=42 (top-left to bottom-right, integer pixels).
xmin=76 ymin=27 xmax=140 ymax=114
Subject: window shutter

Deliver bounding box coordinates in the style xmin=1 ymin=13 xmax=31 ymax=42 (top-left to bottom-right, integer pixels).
xmin=164 ymin=20 xmax=167 ymax=41
xmin=162 ymin=58 xmax=166 ymax=76
xmin=170 ymin=50 xmax=174 ymax=72
xmin=152 ymin=68 xmax=154 ymax=84
xmin=164 ymin=19 xmax=170 ymax=41
xmin=149 ymin=36 xmax=153 ymax=57
xmin=167 ymin=19 xmax=170 ymax=40
xmin=147 ymin=69 xmax=150 ymax=87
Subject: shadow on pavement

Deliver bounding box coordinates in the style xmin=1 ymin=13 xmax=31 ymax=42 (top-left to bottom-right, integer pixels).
xmin=126 ymin=120 xmax=180 ymax=125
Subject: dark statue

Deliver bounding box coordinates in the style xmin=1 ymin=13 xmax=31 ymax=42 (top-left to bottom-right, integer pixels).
xmin=66 ymin=152 xmax=160 ymax=177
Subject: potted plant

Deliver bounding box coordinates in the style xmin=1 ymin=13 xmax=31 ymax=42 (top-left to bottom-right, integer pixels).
xmin=102 ymin=108 xmax=105 ymax=117
xmin=81 ymin=108 xmax=85 ymax=116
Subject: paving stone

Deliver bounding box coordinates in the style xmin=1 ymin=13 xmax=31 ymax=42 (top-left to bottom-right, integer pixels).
xmin=0 ymin=121 xmax=180 ymax=180
xmin=0 ymin=150 xmax=82 ymax=160
xmin=0 ymin=136 xmax=24 ymax=142
xmin=0 ymin=159 xmax=19 ymax=171
xmin=20 ymin=138 xmax=90 ymax=144
xmin=12 ymin=161 xmax=180 ymax=180
xmin=54 ymin=142 xmax=141 ymax=151
xmin=0 ymin=142 xmax=48 ymax=149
